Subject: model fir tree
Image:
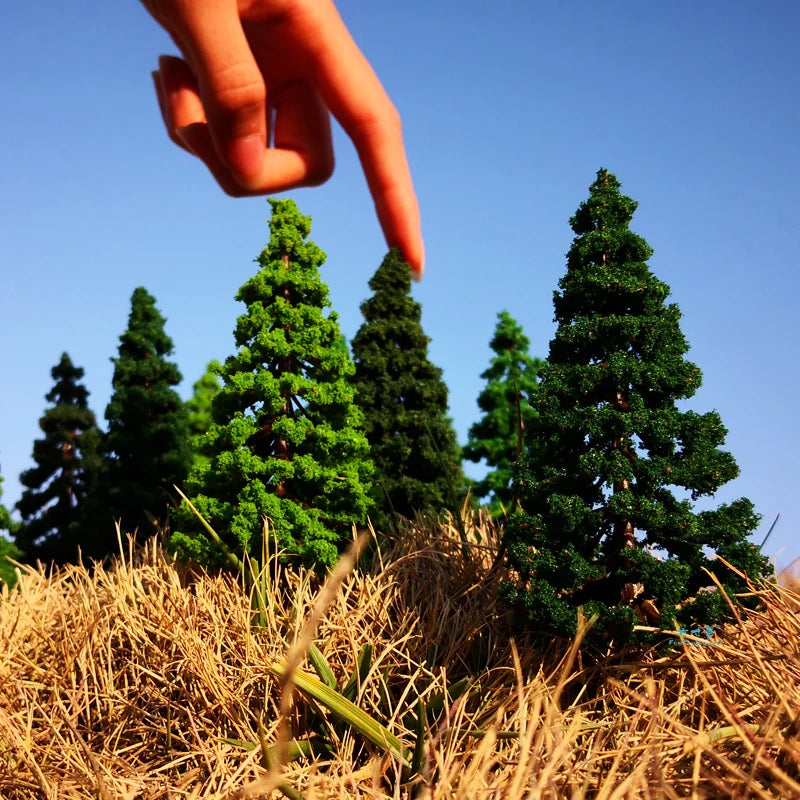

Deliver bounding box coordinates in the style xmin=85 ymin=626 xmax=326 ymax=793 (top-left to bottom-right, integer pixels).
xmin=0 ymin=535 xmax=21 ymax=588
xmin=464 ymin=311 xmax=544 ymax=516
xmin=1 ymin=464 xmax=22 ymax=587
xmin=14 ymin=354 xmax=102 ymax=564
xmin=104 ymin=288 xmax=192 ymax=537
xmin=0 ymin=463 xmax=14 ymax=536
xmin=350 ymin=248 xmax=465 ymax=524
xmin=170 ymin=200 xmax=373 ymax=568
xmin=501 ymin=169 xmax=771 ymax=644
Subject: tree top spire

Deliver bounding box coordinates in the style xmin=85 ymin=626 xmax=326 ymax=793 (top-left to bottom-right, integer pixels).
xmin=570 ymin=168 xmax=639 ymax=235
xmin=267 ymin=198 xmax=313 ymax=255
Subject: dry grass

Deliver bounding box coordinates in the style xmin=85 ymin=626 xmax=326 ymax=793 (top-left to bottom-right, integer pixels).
xmin=1 ymin=516 xmax=799 ymax=799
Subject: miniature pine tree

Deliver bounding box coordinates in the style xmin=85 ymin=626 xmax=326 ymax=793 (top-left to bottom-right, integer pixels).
xmin=170 ymin=199 xmax=373 ymax=568
xmin=0 ymin=465 xmax=13 ymax=535
xmin=463 ymin=311 xmax=544 ymax=515
xmin=501 ymin=169 xmax=771 ymax=645
xmin=104 ymin=288 xmax=192 ymax=537
xmin=0 ymin=535 xmax=21 ymax=588
xmin=1 ymin=465 xmax=23 ymax=587
xmin=185 ymin=360 xmax=222 ymax=472
xmin=14 ymin=354 xmax=103 ymax=564
xmin=350 ymin=248 xmax=465 ymax=524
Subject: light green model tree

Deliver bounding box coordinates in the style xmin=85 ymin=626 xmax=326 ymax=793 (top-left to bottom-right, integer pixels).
xmin=501 ymin=169 xmax=771 ymax=645
xmin=185 ymin=360 xmax=222 ymax=472
xmin=170 ymin=200 xmax=373 ymax=568
xmin=1 ymin=464 xmax=22 ymax=588
xmin=463 ymin=311 xmax=544 ymax=516
xmin=0 ymin=465 xmax=15 ymax=536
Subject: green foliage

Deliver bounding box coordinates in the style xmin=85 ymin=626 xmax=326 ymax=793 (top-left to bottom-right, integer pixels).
xmin=0 ymin=468 xmax=13 ymax=536
xmin=464 ymin=311 xmax=544 ymax=516
xmin=0 ymin=535 xmax=21 ymax=590
xmin=186 ymin=360 xmax=222 ymax=471
xmin=103 ymin=288 xmax=192 ymax=539
xmin=14 ymin=354 xmax=103 ymax=564
xmin=170 ymin=199 xmax=374 ymax=568
xmin=1 ymin=467 xmax=22 ymax=588
xmin=350 ymin=248 xmax=465 ymax=524
xmin=502 ymin=169 xmax=772 ymax=646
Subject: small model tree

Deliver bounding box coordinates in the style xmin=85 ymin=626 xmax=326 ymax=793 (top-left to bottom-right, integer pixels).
xmin=501 ymin=169 xmax=771 ymax=644
xmin=0 ymin=464 xmax=13 ymax=535
xmin=464 ymin=311 xmax=544 ymax=515
xmin=185 ymin=360 xmax=222 ymax=472
xmin=1 ymin=465 xmax=22 ymax=587
xmin=14 ymin=354 xmax=103 ymax=564
xmin=0 ymin=535 xmax=21 ymax=588
xmin=104 ymin=288 xmax=192 ymax=537
xmin=170 ymin=199 xmax=373 ymax=568
xmin=351 ymin=248 xmax=465 ymax=524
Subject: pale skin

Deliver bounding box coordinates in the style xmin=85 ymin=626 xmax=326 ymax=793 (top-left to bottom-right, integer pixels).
xmin=143 ymin=0 xmax=424 ymax=277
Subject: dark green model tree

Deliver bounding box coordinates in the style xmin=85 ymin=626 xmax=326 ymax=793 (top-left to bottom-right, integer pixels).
xmin=185 ymin=360 xmax=222 ymax=472
xmin=464 ymin=311 xmax=544 ymax=516
xmin=104 ymin=288 xmax=192 ymax=538
xmin=501 ymin=169 xmax=771 ymax=645
xmin=350 ymin=248 xmax=465 ymax=524
xmin=14 ymin=354 xmax=103 ymax=564
xmin=170 ymin=199 xmax=373 ymax=568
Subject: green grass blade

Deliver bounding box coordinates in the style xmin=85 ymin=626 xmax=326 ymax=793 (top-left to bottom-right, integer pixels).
xmin=217 ymin=736 xmax=329 ymax=763
xmin=244 ymin=550 xmax=272 ymax=630
xmin=173 ymin=486 xmax=244 ymax=573
xmin=410 ymin=699 xmax=426 ymax=779
xmin=271 ymin=661 xmax=409 ymax=767
xmin=378 ymin=665 xmax=392 ymax=716
xmin=425 ymin=677 xmax=472 ymax=720
xmin=277 ymin=784 xmax=306 ymax=800
xmin=342 ymin=643 xmax=373 ymax=702
xmin=308 ymin=644 xmax=337 ymax=689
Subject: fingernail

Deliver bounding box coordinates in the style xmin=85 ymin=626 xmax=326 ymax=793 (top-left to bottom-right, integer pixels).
xmin=411 ymin=244 xmax=425 ymax=282
xmin=228 ymin=134 xmax=264 ymax=184
xmin=175 ymin=127 xmax=196 ymax=155
xmin=151 ymin=71 xmax=165 ymax=114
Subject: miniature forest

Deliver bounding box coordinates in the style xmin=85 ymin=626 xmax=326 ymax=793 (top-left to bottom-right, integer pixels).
xmin=1 ymin=172 xmax=796 ymax=799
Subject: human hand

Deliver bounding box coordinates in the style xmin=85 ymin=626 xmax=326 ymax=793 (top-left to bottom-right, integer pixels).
xmin=144 ymin=0 xmax=424 ymax=276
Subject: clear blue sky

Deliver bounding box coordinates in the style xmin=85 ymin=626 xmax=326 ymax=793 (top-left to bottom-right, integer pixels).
xmin=2 ymin=2 xmax=798 ymax=570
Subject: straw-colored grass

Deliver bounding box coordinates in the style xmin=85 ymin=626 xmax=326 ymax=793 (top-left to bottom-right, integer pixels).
xmin=1 ymin=515 xmax=798 ymax=798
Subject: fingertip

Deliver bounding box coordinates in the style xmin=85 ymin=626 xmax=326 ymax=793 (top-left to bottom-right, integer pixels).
xmin=375 ymin=192 xmax=424 ymax=280
xmin=406 ymin=240 xmax=425 ymax=281
xmin=394 ymin=220 xmax=425 ymax=283
xmin=411 ymin=259 xmax=424 ymax=282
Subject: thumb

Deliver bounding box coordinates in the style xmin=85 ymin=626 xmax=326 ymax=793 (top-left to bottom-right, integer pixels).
xmin=174 ymin=1 xmax=267 ymax=185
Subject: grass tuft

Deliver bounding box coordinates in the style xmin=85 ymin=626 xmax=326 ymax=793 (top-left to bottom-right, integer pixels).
xmin=1 ymin=514 xmax=798 ymax=797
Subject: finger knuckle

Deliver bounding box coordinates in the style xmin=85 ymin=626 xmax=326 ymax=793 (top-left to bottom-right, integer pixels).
xmin=210 ymin=69 xmax=266 ymax=114
xmin=351 ymin=100 xmax=402 ymax=143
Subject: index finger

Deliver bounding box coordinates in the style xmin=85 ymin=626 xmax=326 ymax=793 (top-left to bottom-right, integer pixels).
xmin=293 ymin=3 xmax=424 ymax=277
